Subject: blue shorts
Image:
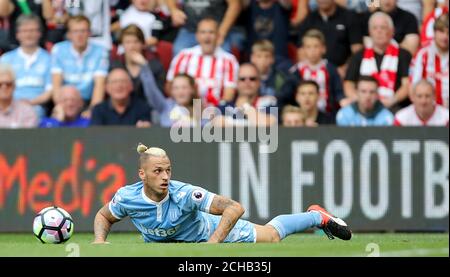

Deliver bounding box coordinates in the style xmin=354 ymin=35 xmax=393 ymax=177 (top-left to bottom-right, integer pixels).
xmin=205 ymin=214 xmax=256 ymax=243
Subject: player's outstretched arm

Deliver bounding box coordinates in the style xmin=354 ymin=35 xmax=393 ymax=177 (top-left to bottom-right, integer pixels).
xmin=207 ymin=195 xmax=245 ymax=243
xmin=93 ymin=204 xmax=120 ymax=244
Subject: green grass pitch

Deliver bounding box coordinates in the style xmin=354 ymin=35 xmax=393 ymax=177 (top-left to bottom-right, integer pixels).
xmin=0 ymin=232 xmax=448 ymax=257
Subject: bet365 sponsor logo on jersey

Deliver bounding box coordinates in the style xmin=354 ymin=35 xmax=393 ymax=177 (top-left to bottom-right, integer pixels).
xmin=140 ymin=224 xmax=180 ymax=237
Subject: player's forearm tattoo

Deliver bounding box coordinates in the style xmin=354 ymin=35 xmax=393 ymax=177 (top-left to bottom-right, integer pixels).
xmin=213 ymin=197 xmax=235 ymax=212
xmin=93 ymin=211 xmax=112 ymax=242
xmin=209 ymin=196 xmax=245 ymax=242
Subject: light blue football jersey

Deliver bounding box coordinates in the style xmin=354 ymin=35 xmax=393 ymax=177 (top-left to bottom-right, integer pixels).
xmin=336 ymin=102 xmax=394 ymax=126
xmin=51 ymin=41 xmax=108 ymax=101
xmin=1 ymin=47 xmax=51 ymax=118
xmin=1 ymin=47 xmax=51 ymax=101
xmin=108 ymin=180 xmax=256 ymax=243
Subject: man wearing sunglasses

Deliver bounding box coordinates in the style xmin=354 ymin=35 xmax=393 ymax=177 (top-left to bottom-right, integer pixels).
xmin=0 ymin=64 xmax=38 ymax=128
xmin=216 ymin=63 xmax=277 ymax=127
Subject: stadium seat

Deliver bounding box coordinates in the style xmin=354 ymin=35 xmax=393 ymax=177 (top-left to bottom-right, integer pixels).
xmin=231 ymin=46 xmax=241 ymax=62
xmin=110 ymin=43 xmax=120 ymax=61
xmin=287 ymin=42 xmax=298 ymax=64
xmin=156 ymin=40 xmax=173 ymax=72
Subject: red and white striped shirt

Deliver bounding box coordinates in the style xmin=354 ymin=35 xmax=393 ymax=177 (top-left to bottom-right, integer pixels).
xmin=410 ymin=42 xmax=449 ymax=108
xmin=167 ymin=45 xmax=239 ymax=106
xmin=420 ymin=7 xmax=448 ymax=48
xmin=394 ymin=104 xmax=449 ymax=126
xmin=360 ymin=39 xmax=399 ymax=101
xmin=296 ymin=60 xmax=330 ymax=112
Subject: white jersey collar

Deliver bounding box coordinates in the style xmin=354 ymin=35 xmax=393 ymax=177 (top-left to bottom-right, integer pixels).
xmin=141 ymin=187 xmax=169 ymax=205
xmin=18 ymin=47 xmax=40 ymax=69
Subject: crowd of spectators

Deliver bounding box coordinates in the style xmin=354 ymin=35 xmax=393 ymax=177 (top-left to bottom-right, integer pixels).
xmin=0 ymin=0 xmax=448 ymax=129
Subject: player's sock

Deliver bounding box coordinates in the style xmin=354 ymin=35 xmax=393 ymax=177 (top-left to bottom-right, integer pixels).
xmin=267 ymin=211 xmax=322 ymax=240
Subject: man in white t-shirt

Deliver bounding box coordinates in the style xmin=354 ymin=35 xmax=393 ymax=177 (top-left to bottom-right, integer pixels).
xmin=394 ymin=79 xmax=449 ymax=126
xmin=119 ymin=0 xmax=159 ymax=47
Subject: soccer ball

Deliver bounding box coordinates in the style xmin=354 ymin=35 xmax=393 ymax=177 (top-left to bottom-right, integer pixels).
xmin=33 ymin=206 xmax=74 ymax=244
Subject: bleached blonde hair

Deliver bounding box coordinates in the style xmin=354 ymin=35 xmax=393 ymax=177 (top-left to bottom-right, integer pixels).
xmin=137 ymin=143 xmax=167 ymax=156
xmin=137 ymin=143 xmax=168 ymax=168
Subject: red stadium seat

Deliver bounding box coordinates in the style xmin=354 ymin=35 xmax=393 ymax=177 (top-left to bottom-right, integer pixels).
xmin=155 ymin=40 xmax=173 ymax=72
xmin=231 ymin=46 xmax=241 ymax=63
xmin=110 ymin=43 xmax=120 ymax=61
xmin=287 ymin=42 xmax=298 ymax=64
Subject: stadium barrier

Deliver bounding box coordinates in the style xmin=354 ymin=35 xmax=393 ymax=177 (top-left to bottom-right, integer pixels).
xmin=0 ymin=127 xmax=448 ymax=232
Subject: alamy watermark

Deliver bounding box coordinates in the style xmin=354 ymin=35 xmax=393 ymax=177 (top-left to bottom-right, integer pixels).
xmin=65 ymin=242 xmax=80 ymax=257
xmin=366 ymin=243 xmax=380 ymax=257
xmin=169 ymin=99 xmax=279 ymax=154
xmin=65 ymin=0 xmax=81 ymax=9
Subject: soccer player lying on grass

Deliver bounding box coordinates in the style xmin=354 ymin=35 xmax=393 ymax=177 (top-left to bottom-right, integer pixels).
xmin=93 ymin=144 xmax=352 ymax=243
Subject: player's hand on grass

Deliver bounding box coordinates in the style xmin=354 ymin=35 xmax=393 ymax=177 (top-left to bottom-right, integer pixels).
xmin=91 ymin=240 xmax=111 ymax=245
xmin=206 ymin=237 xmax=220 ymax=243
